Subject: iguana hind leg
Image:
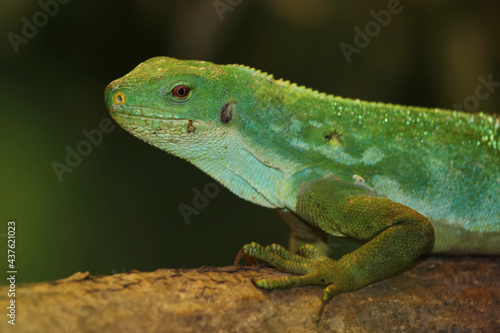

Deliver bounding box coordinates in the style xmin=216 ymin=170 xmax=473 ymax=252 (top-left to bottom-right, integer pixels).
xmin=277 ymin=208 xmax=330 ymax=256
xmin=238 ymin=176 xmax=435 ymax=319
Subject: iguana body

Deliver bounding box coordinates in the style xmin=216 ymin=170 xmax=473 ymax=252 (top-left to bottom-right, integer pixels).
xmin=105 ymin=57 xmax=500 ymax=317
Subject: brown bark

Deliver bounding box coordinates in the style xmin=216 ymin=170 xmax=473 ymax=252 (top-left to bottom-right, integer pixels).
xmin=1 ymin=256 xmax=499 ymax=333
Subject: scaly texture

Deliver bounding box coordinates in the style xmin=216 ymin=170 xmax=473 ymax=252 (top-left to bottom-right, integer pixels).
xmin=105 ymin=57 xmax=499 ymax=317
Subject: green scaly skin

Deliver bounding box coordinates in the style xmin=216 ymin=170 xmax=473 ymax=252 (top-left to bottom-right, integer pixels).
xmin=105 ymin=57 xmax=500 ymax=319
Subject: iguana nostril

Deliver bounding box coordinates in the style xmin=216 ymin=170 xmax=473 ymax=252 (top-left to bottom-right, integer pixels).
xmin=113 ymin=91 xmax=126 ymax=105
xmin=104 ymin=81 xmax=126 ymax=109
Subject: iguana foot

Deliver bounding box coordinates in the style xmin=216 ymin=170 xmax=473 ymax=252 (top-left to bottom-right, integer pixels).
xmin=235 ymin=242 xmax=351 ymax=320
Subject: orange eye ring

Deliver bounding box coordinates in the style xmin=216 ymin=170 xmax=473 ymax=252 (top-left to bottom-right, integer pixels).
xmin=113 ymin=91 xmax=126 ymax=105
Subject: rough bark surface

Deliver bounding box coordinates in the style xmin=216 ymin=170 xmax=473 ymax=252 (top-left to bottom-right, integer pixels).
xmin=1 ymin=256 xmax=499 ymax=333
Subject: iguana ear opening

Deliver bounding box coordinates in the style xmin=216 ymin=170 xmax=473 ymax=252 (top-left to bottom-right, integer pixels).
xmin=220 ymin=102 xmax=235 ymax=124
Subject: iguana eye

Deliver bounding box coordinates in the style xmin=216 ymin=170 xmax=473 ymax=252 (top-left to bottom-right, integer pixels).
xmin=171 ymin=85 xmax=190 ymax=99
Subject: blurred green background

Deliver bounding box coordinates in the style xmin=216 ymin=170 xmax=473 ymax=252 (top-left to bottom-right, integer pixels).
xmin=0 ymin=0 xmax=499 ymax=284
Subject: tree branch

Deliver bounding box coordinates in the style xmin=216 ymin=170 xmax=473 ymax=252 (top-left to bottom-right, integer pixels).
xmin=1 ymin=257 xmax=499 ymax=332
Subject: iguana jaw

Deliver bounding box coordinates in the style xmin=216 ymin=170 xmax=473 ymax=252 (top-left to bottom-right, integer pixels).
xmin=109 ymin=111 xmax=195 ymax=140
xmin=108 ymin=105 xmax=186 ymax=120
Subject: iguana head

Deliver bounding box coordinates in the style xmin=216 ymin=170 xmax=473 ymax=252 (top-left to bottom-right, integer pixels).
xmin=105 ymin=56 xmax=246 ymax=162
xmin=105 ymin=56 xmax=285 ymax=207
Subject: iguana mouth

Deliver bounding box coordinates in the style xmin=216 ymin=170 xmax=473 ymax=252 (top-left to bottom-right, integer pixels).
xmin=109 ymin=111 xmax=190 ymax=132
xmin=108 ymin=107 xmax=185 ymax=121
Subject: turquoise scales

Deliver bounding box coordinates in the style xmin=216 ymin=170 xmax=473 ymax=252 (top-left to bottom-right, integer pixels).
xmin=105 ymin=57 xmax=500 ymax=318
xmin=227 ymin=64 xmax=500 ymax=254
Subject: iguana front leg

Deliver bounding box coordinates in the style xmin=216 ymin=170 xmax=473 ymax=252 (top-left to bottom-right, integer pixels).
xmin=236 ymin=175 xmax=435 ymax=319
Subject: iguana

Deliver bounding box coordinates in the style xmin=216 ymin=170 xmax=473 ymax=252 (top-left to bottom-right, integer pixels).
xmin=105 ymin=57 xmax=500 ymax=319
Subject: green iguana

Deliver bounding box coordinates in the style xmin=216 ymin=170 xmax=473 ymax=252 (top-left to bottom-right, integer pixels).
xmin=105 ymin=57 xmax=499 ymax=319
